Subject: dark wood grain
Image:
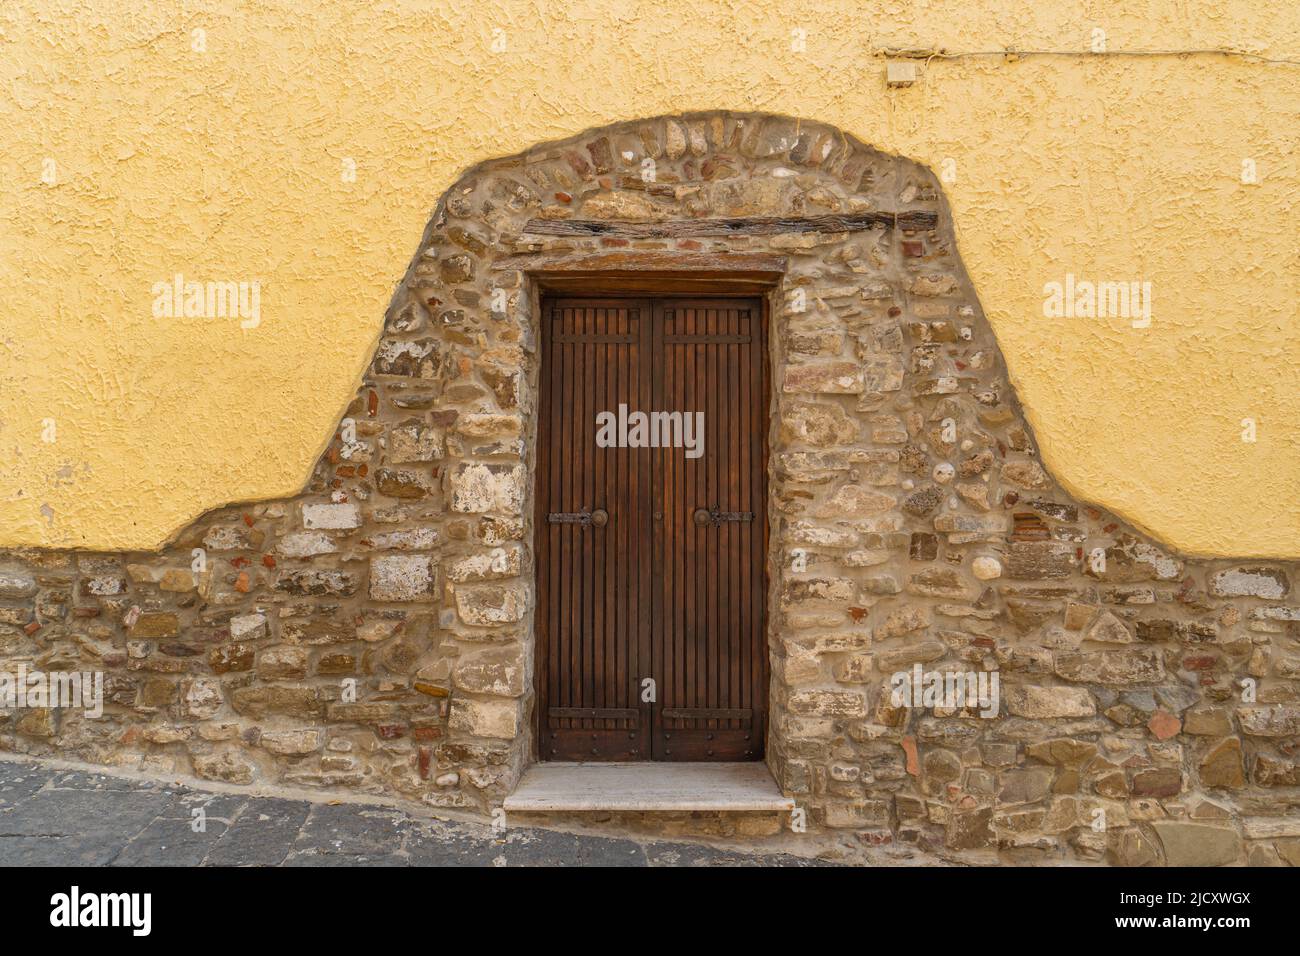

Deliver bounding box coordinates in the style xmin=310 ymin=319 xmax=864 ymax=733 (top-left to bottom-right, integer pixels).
xmin=524 ymin=210 xmax=937 ymax=239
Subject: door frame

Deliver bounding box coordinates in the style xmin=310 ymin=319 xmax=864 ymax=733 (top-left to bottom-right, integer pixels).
xmin=527 ymin=263 xmax=782 ymax=764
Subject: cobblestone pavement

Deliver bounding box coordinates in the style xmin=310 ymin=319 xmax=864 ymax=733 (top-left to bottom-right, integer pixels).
xmin=0 ymin=758 xmax=825 ymax=867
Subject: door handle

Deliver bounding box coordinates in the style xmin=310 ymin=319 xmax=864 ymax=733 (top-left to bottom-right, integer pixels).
xmin=693 ymin=506 xmax=754 ymax=526
xmin=547 ymin=508 xmax=608 ymax=527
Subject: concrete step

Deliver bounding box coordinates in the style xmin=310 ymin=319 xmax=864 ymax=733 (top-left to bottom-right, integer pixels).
xmin=503 ymin=761 xmax=795 ymax=812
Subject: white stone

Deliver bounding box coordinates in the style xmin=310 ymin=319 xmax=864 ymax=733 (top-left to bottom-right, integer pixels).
xmin=85 ymin=575 xmax=125 ymax=595
xmin=369 ymin=554 xmax=435 ymax=601
xmin=446 ymin=545 xmax=523 ymax=582
xmin=448 ymin=462 xmax=525 ymax=514
xmin=1210 ymin=567 xmax=1289 ymax=600
xmin=302 ymin=502 xmax=361 ymax=530
xmin=364 ymin=527 xmax=438 ymax=551
xmin=278 ymin=531 xmax=337 ymax=557
xmin=0 ymin=569 xmax=37 ymax=598
xmin=229 ymin=612 xmax=267 ymax=641
xmin=972 ymin=556 xmax=1003 ymax=580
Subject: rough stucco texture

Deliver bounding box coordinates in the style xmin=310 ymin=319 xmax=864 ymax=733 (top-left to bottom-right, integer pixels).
xmin=0 ymin=0 xmax=1297 ymax=556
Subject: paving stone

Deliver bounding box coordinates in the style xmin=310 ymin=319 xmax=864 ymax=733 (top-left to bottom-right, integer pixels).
xmin=112 ymin=813 xmax=233 ymax=867
xmin=288 ymin=803 xmax=409 ymax=861
xmin=645 ymin=843 xmax=827 ymax=867
xmin=0 ymin=768 xmax=50 ymax=805
xmin=202 ymin=797 xmax=312 ymax=867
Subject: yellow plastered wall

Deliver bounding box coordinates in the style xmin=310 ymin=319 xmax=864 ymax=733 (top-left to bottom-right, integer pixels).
xmin=0 ymin=0 xmax=1297 ymax=555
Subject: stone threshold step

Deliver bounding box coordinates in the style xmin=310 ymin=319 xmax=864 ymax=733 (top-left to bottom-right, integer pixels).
xmin=503 ymin=761 xmax=795 ymax=813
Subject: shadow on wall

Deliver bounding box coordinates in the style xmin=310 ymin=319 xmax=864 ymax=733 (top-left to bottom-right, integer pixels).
xmin=0 ymin=112 xmax=1296 ymax=866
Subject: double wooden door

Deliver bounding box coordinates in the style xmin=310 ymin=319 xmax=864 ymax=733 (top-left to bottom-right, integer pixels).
xmin=536 ymin=295 xmax=769 ymax=761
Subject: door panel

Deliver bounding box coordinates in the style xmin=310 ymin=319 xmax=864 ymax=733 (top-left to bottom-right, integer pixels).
xmin=652 ymin=300 xmax=767 ymax=760
xmin=536 ymin=294 xmax=767 ymax=761
xmin=537 ymin=299 xmax=651 ymax=760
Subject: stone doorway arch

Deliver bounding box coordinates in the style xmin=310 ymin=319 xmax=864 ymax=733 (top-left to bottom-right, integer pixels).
xmin=382 ymin=109 xmax=1006 ymax=812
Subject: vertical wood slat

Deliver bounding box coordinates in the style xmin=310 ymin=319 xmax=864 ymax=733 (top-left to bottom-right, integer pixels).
xmin=727 ymin=305 xmax=738 ymax=739
xmin=536 ymin=299 xmax=551 ymax=744
xmin=649 ymin=300 xmax=664 ymax=752
xmin=584 ymin=307 xmax=595 ymax=715
xmin=704 ymin=307 xmax=715 ymax=732
xmin=759 ymin=299 xmax=768 ymax=746
xmin=637 ymin=300 xmax=654 ymax=756
xmin=561 ymin=304 xmax=573 ymax=733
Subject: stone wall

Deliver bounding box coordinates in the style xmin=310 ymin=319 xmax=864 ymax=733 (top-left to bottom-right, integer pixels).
xmin=1 ymin=112 xmax=1297 ymax=865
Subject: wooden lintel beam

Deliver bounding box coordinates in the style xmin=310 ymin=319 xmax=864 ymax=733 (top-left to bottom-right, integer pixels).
xmin=522 ymin=210 xmax=939 ymax=239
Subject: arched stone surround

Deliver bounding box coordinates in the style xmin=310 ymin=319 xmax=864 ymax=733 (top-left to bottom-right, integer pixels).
xmin=1 ymin=112 xmax=1297 ymax=864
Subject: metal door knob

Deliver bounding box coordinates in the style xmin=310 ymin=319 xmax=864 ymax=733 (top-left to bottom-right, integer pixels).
xmin=590 ymin=508 xmax=608 ymax=527
xmin=693 ymin=508 xmax=711 ymax=526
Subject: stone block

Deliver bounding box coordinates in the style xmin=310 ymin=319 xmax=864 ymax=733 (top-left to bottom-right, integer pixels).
xmin=257 ymin=645 xmax=309 ymax=680
xmin=1005 ymin=685 xmax=1095 ymax=718
xmin=369 ymin=554 xmax=436 ymax=601
xmin=780 ymin=577 xmax=856 ymax=607
xmin=376 ymin=467 xmax=434 ymax=499
xmin=1151 ymin=822 xmax=1241 ymax=867
xmin=281 ymin=616 xmax=356 ymax=645
xmin=788 ymin=690 xmax=866 ymax=718
xmin=301 ymin=503 xmax=361 ymax=530
xmin=1053 ymin=648 xmax=1164 ymax=685
xmin=1238 ymin=705 xmax=1300 ymax=737
xmin=782 ymin=362 xmax=864 ymax=394
xmin=449 ymin=698 xmax=519 ymax=739
xmin=192 ymin=751 xmax=255 ymax=785
xmin=455 ymin=584 xmax=527 ymax=625
xmin=449 ymin=462 xmax=525 ymax=514
xmin=445 ymin=546 xmax=523 ymax=582
xmin=181 ymin=678 xmax=224 ymax=719
xmin=1209 ymin=566 xmax=1290 ymax=599
xmin=131 ymin=612 xmax=180 ymax=639
xmin=229 ymin=612 xmax=267 ymax=641
xmin=230 ymin=685 xmax=323 ymax=719
xmin=388 ymin=419 xmax=444 ymax=462
xmin=453 ymin=649 xmax=526 ymax=698
xmin=260 ymin=729 xmax=324 ymax=756
xmin=0 ymin=569 xmax=37 ymax=599
xmin=278 ymin=531 xmax=338 ymax=557
xmin=1200 ymin=738 xmax=1245 ymax=788
xmin=275 ymin=569 xmax=357 ymax=597
xmin=1005 ymin=541 xmax=1077 ymax=580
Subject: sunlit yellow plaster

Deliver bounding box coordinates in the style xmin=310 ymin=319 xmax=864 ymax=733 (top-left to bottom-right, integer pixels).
xmin=1 ymin=1 xmax=1297 ymax=555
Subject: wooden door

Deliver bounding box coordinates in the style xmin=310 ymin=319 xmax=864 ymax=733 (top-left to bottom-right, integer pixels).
xmin=536 ymin=294 xmax=768 ymax=761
